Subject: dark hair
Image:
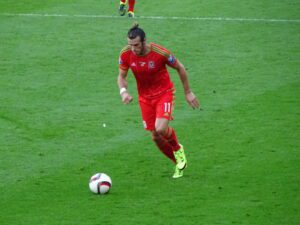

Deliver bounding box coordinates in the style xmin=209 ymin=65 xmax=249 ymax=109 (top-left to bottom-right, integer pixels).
xmin=127 ymin=23 xmax=146 ymax=42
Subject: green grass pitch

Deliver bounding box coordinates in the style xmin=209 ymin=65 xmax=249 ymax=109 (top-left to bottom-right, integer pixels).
xmin=0 ymin=1 xmax=299 ymax=224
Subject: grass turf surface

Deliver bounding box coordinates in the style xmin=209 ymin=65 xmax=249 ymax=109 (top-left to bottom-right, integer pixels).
xmin=0 ymin=1 xmax=299 ymax=224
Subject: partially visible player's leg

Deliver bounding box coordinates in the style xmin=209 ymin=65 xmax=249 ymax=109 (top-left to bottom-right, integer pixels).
xmin=119 ymin=0 xmax=127 ymax=16
xmin=127 ymin=0 xmax=136 ymax=17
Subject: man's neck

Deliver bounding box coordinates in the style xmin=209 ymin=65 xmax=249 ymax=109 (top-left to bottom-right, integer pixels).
xmin=141 ymin=43 xmax=151 ymax=56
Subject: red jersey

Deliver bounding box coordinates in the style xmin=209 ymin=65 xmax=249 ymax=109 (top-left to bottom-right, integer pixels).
xmin=119 ymin=43 xmax=178 ymax=98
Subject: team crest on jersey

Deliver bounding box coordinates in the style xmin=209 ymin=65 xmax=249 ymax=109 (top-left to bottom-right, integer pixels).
xmin=168 ymin=54 xmax=176 ymax=65
xmin=148 ymin=61 xmax=155 ymax=69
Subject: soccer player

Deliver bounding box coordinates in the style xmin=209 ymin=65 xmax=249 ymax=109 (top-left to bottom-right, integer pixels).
xmin=119 ymin=0 xmax=136 ymax=17
xmin=117 ymin=23 xmax=200 ymax=178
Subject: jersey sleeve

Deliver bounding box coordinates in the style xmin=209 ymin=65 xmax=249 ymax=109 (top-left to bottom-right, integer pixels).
xmin=119 ymin=53 xmax=129 ymax=71
xmin=165 ymin=52 xmax=178 ymax=68
xmin=151 ymin=43 xmax=178 ymax=68
xmin=119 ymin=47 xmax=130 ymax=71
xmin=160 ymin=46 xmax=178 ymax=68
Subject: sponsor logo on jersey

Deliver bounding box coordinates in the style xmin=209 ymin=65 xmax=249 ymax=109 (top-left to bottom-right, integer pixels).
xmin=139 ymin=62 xmax=146 ymax=67
xmin=148 ymin=61 xmax=155 ymax=69
xmin=168 ymin=55 xmax=176 ymax=65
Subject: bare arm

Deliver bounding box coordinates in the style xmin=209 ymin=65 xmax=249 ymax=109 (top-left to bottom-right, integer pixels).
xmin=173 ymin=60 xmax=200 ymax=109
xmin=117 ymin=68 xmax=133 ymax=104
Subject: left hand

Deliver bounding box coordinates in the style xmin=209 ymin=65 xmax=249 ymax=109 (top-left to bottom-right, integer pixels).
xmin=185 ymin=91 xmax=200 ymax=109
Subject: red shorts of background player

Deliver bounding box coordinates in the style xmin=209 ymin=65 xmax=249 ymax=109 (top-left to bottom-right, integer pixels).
xmin=138 ymin=89 xmax=175 ymax=131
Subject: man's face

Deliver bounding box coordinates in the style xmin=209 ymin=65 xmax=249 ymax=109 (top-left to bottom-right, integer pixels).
xmin=128 ymin=36 xmax=144 ymax=55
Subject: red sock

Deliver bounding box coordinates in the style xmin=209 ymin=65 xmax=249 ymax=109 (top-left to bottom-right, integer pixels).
xmin=152 ymin=132 xmax=176 ymax=163
xmin=128 ymin=0 xmax=135 ymax=12
xmin=120 ymin=0 xmax=126 ymax=4
xmin=164 ymin=127 xmax=181 ymax=151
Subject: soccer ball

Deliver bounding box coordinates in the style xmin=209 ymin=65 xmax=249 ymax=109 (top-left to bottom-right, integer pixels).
xmin=89 ymin=173 xmax=112 ymax=194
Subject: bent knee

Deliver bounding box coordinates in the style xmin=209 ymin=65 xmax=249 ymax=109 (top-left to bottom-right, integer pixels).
xmin=154 ymin=127 xmax=167 ymax=137
xmin=151 ymin=130 xmax=159 ymax=140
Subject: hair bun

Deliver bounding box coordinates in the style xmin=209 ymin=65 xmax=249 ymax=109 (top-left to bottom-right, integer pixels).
xmin=131 ymin=22 xmax=139 ymax=30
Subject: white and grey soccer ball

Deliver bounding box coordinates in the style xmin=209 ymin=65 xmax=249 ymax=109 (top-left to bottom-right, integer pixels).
xmin=89 ymin=173 xmax=112 ymax=194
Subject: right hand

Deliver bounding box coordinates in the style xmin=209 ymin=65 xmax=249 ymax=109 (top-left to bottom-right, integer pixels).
xmin=121 ymin=92 xmax=133 ymax=104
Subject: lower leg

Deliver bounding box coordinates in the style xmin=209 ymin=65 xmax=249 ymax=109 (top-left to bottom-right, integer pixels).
xmin=159 ymin=126 xmax=187 ymax=170
xmin=164 ymin=127 xmax=181 ymax=151
xmin=128 ymin=0 xmax=135 ymax=12
xmin=152 ymin=131 xmax=176 ymax=163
